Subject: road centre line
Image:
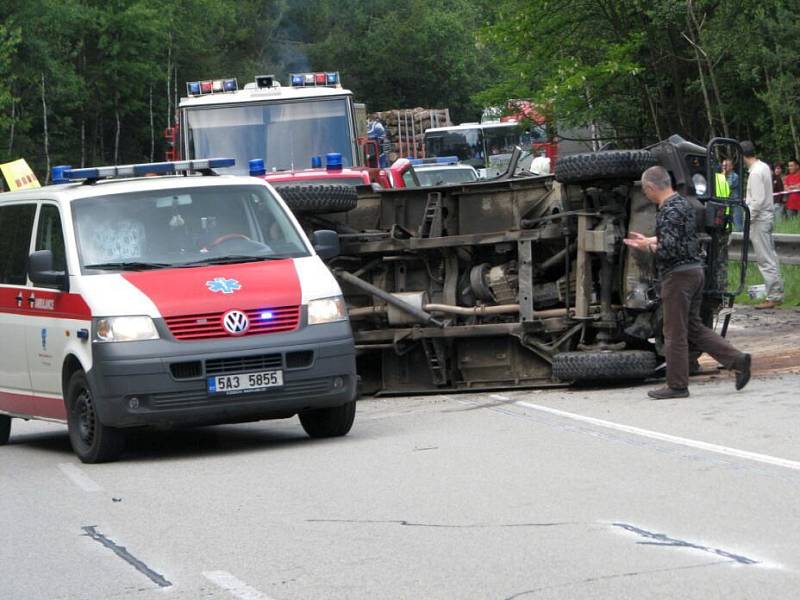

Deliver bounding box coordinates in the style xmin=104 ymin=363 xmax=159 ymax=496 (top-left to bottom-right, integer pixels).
xmin=58 ymin=463 xmax=104 ymax=492
xmin=488 ymin=394 xmax=800 ymax=472
xmin=203 ymin=571 xmax=277 ymax=600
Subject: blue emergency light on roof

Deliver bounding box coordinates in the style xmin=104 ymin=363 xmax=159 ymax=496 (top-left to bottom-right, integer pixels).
xmin=311 ymin=156 xmax=322 ymax=169
xmin=289 ymin=71 xmax=340 ymax=88
xmin=61 ymin=158 xmax=235 ymax=181
xmin=409 ymin=156 xmax=460 ymax=166
xmin=186 ymin=78 xmax=238 ymax=97
xmin=249 ymin=158 xmax=266 ymax=177
xmin=51 ymin=165 xmax=72 ymax=184
xmin=326 ymin=152 xmax=343 ymax=172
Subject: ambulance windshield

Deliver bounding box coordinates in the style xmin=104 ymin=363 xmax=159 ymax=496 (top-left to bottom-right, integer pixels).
xmin=184 ymin=98 xmax=355 ymax=174
xmin=72 ymin=185 xmax=309 ymax=272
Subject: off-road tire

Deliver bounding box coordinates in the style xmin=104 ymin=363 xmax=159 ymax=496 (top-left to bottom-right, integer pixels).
xmin=66 ymin=371 xmax=125 ymax=463
xmin=0 ymin=415 xmax=10 ymax=445
xmin=299 ymin=400 xmax=356 ymax=438
xmin=277 ymin=184 xmax=358 ymax=214
xmin=554 ymin=150 xmax=658 ymax=184
xmin=552 ymin=350 xmax=657 ymax=382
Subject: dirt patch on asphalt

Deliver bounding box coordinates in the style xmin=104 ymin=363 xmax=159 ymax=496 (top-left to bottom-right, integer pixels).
xmin=699 ymin=305 xmax=800 ymax=375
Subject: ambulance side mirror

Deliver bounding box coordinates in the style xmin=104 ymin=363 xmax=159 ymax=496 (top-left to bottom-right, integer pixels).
xmin=312 ymin=230 xmax=340 ymax=260
xmin=28 ymin=250 xmax=68 ymax=290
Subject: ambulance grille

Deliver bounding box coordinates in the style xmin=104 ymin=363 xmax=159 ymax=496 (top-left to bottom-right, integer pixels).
xmin=205 ymin=353 xmax=283 ymax=376
xmin=148 ymin=378 xmax=333 ymax=410
xmin=164 ymin=306 xmax=300 ymax=341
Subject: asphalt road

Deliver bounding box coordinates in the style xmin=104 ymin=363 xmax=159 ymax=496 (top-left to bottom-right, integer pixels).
xmin=2 ymin=372 xmax=799 ymax=599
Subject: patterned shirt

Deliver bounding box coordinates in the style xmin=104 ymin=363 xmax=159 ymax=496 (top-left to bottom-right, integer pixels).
xmin=655 ymin=193 xmax=701 ymax=276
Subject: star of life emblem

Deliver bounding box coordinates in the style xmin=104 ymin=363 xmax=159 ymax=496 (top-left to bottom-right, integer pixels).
xmin=206 ymin=277 xmax=241 ymax=294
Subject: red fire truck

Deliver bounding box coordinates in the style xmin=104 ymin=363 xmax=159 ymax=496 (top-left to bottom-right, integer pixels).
xmin=164 ymin=73 xmax=391 ymax=188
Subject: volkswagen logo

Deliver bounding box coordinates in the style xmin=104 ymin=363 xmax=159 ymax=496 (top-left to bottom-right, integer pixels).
xmin=222 ymin=310 xmax=249 ymax=335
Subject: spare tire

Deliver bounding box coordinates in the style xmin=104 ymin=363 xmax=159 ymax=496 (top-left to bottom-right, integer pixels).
xmin=552 ymin=350 xmax=657 ymax=382
xmin=276 ymin=184 xmax=358 ymax=214
xmin=555 ymin=150 xmax=658 ymax=184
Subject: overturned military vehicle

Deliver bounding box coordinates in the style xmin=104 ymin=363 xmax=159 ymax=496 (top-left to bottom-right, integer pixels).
xmin=294 ymin=135 xmax=748 ymax=394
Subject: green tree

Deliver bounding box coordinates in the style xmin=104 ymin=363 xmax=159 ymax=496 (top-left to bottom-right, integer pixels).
xmin=0 ymin=23 xmax=21 ymax=159
xmin=285 ymin=0 xmax=491 ymax=121
xmin=477 ymin=0 xmax=800 ymax=159
xmin=0 ymin=0 xmax=284 ymax=178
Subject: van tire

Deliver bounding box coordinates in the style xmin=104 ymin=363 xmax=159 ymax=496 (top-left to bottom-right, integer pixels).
xmin=299 ymin=400 xmax=356 ymax=438
xmin=66 ymin=371 xmax=125 ymax=463
xmin=554 ymin=150 xmax=658 ymax=184
xmin=552 ymin=350 xmax=657 ymax=382
xmin=0 ymin=415 xmax=10 ymax=445
xmin=277 ymin=184 xmax=358 ymax=214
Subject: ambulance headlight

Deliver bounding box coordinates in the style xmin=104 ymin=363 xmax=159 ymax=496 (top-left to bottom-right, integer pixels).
xmin=307 ymin=296 xmax=348 ymax=325
xmin=95 ymin=316 xmax=159 ymax=342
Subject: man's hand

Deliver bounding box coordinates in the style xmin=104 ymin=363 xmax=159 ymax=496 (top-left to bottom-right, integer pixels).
xmin=624 ymin=231 xmax=657 ymax=252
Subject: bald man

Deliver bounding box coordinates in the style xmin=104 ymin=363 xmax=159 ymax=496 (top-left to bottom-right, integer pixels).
xmin=624 ymin=166 xmax=751 ymax=399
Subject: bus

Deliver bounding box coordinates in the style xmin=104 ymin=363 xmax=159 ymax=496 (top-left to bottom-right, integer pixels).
xmin=423 ymin=121 xmax=556 ymax=178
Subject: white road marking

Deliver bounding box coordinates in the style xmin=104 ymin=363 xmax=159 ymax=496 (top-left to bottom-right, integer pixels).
xmin=203 ymin=571 xmax=276 ymax=600
xmin=489 ymin=394 xmax=800 ymax=472
xmin=58 ymin=463 xmax=104 ymax=492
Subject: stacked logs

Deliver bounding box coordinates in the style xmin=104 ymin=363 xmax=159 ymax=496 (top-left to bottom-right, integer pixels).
xmin=371 ymin=108 xmax=452 ymax=160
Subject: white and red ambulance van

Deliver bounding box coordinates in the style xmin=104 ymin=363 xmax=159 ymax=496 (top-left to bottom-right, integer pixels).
xmin=0 ymin=159 xmax=357 ymax=462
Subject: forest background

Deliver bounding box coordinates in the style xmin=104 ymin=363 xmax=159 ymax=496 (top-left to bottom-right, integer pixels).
xmin=1 ymin=0 xmax=798 ymax=181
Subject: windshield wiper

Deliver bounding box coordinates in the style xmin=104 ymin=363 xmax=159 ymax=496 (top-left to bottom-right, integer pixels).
xmin=177 ymin=255 xmax=289 ymax=267
xmin=84 ymin=261 xmax=172 ymax=271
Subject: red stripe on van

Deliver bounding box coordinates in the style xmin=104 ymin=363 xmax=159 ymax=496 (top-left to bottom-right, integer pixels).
xmin=0 ymin=287 xmax=91 ymax=320
xmin=0 ymin=391 xmax=66 ymax=420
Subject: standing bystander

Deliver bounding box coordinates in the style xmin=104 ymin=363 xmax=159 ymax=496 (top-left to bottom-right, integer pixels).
xmin=784 ymin=158 xmax=800 ymax=218
xmin=772 ymin=161 xmax=785 ymax=221
xmin=722 ymin=158 xmax=742 ymax=230
xmin=742 ymin=141 xmax=784 ymax=309
xmin=624 ymin=166 xmax=751 ymax=399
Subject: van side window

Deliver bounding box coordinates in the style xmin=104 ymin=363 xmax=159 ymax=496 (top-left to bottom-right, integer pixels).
xmin=35 ymin=204 xmax=67 ymax=272
xmin=0 ymin=204 xmax=37 ymax=285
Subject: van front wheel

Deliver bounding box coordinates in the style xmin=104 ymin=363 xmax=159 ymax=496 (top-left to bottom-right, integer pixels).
xmin=0 ymin=415 xmax=10 ymax=445
xmin=299 ymin=401 xmax=356 ymax=438
xmin=66 ymin=371 xmax=125 ymax=463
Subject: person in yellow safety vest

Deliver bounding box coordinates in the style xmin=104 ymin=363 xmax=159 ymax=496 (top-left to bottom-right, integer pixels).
xmin=715 ymin=166 xmax=731 ymax=198
xmin=715 ymin=162 xmax=734 ymax=232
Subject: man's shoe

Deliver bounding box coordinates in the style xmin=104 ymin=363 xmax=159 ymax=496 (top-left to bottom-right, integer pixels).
xmin=733 ymin=352 xmax=751 ymax=391
xmin=647 ymin=386 xmax=690 ymax=400
xmin=754 ymin=299 xmax=781 ymax=309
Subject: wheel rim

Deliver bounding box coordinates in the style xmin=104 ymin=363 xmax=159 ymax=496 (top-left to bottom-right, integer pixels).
xmin=75 ymin=389 xmax=96 ymax=446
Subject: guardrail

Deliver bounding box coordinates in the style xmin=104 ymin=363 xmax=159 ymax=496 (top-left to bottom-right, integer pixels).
xmin=729 ymin=232 xmax=800 ymax=265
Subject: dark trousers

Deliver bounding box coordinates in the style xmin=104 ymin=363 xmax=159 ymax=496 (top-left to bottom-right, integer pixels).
xmin=661 ymin=268 xmax=741 ymax=390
